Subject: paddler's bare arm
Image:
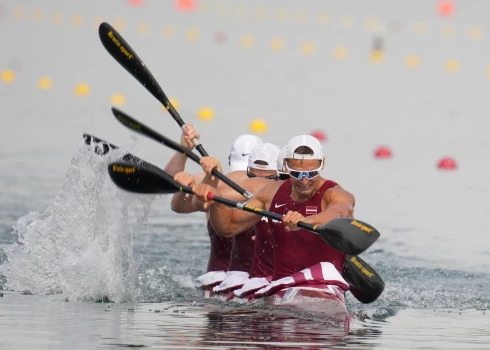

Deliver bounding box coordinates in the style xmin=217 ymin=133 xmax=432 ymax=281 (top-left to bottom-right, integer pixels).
xmin=282 ymin=186 xmax=355 ymax=231
xmin=192 ymin=182 xmax=276 ymax=237
xmin=171 ymin=172 xmax=205 ymax=213
xmin=191 ymin=156 xmax=253 ymax=212
xmin=163 ymin=124 xmax=199 ymax=176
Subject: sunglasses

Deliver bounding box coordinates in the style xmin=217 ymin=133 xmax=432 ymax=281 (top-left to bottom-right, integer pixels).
xmin=247 ymin=167 xmax=279 ymax=180
xmin=285 ymin=163 xmax=322 ymax=180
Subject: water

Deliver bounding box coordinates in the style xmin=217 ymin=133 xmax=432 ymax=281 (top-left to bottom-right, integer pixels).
xmin=2 ymin=0 xmax=490 ymax=348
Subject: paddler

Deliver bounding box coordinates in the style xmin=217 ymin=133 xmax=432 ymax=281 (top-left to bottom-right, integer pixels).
xmin=192 ymin=135 xmax=355 ymax=298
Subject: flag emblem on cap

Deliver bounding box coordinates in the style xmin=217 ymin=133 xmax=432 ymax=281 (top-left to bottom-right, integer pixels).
xmin=305 ymin=206 xmax=317 ymax=215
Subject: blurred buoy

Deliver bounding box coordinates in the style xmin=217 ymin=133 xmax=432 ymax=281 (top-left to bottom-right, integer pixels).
xmin=197 ymin=107 xmax=215 ymax=121
xmin=445 ymin=59 xmax=460 ymax=73
xmin=215 ymin=31 xmax=227 ymax=44
xmin=333 ymin=47 xmax=348 ymax=60
xmin=437 ymin=157 xmax=457 ymax=170
xmin=75 ymin=83 xmax=90 ymax=96
xmin=310 ymin=130 xmax=327 ymax=143
xmin=1 ymin=69 xmax=15 ymax=83
xmin=249 ymin=119 xmax=268 ymax=133
xmin=374 ymin=146 xmax=392 ymax=159
xmin=176 ymin=0 xmax=196 ymax=12
xmin=169 ymin=98 xmax=179 ymax=111
xmin=38 ymin=77 xmax=53 ymax=90
xmin=111 ymin=94 xmax=126 ymax=105
xmin=405 ymin=54 xmax=420 ymax=68
xmin=437 ymin=1 xmax=454 ymax=17
xmin=129 ymin=0 xmax=144 ymax=6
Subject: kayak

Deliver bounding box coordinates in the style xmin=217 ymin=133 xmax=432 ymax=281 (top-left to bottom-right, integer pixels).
xmin=196 ymin=283 xmax=350 ymax=326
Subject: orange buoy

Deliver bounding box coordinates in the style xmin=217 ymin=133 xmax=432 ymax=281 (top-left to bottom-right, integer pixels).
xmin=374 ymin=146 xmax=392 ymax=159
xmin=437 ymin=157 xmax=457 ymax=170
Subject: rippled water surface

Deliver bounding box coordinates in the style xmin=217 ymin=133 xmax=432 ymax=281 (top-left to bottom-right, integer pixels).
xmin=2 ymin=0 xmax=490 ymax=349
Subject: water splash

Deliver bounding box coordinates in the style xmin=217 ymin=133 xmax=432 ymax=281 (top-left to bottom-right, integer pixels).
xmin=0 ymin=140 xmax=154 ymax=302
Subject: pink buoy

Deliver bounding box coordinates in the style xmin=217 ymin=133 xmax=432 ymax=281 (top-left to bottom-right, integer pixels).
xmin=374 ymin=146 xmax=392 ymax=159
xmin=437 ymin=157 xmax=457 ymax=170
xmin=215 ymin=31 xmax=227 ymax=44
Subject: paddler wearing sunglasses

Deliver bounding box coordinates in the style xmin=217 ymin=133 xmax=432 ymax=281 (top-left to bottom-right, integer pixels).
xmin=192 ymin=135 xmax=355 ymax=292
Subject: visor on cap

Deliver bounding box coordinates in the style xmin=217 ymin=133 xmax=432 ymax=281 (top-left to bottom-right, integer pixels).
xmin=284 ymin=135 xmax=323 ymax=160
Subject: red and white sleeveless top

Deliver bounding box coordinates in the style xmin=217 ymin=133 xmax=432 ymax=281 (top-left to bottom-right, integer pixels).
xmin=268 ymin=179 xmax=346 ymax=281
xmin=206 ymin=219 xmax=233 ymax=272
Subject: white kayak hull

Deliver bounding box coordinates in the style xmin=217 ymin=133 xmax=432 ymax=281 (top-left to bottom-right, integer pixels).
xmin=197 ymin=283 xmax=349 ymax=324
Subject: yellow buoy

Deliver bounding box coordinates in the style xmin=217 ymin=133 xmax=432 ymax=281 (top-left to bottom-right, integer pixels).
xmin=111 ymin=94 xmax=126 ymax=105
xmin=197 ymin=107 xmax=215 ymax=121
xmin=161 ymin=97 xmax=179 ymax=111
xmin=370 ymin=49 xmax=384 ymax=63
xmin=405 ymin=54 xmax=420 ymax=68
xmin=249 ymin=119 xmax=268 ymax=133
xmin=333 ymin=47 xmax=348 ymax=60
xmin=1 ymin=69 xmax=15 ymax=83
xmin=38 ymin=77 xmax=53 ymax=90
xmin=75 ymin=83 xmax=90 ymax=96
xmin=241 ymin=35 xmax=255 ymax=48
xmin=300 ymin=41 xmax=315 ymax=55
xmin=445 ymin=59 xmax=460 ymax=73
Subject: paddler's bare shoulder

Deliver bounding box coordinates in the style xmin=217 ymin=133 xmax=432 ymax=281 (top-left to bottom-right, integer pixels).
xmin=222 ymin=170 xmax=248 ymax=183
xmin=255 ymin=180 xmax=284 ymax=205
xmin=239 ymin=177 xmax=272 ymax=193
xmin=322 ymin=184 xmax=356 ymax=209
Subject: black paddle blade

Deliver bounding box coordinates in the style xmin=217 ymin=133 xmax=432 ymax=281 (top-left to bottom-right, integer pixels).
xmin=343 ymin=255 xmax=385 ymax=303
xmin=83 ymin=133 xmax=117 ymax=155
xmin=108 ymin=161 xmax=178 ymax=194
xmin=98 ymin=22 xmax=169 ymax=109
xmin=316 ymin=218 xmax=380 ymax=256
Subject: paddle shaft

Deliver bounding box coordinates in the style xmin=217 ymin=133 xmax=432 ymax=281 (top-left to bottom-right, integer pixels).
xmin=98 ymin=22 xmax=205 ymax=155
xmin=112 ymin=107 xmax=253 ymax=199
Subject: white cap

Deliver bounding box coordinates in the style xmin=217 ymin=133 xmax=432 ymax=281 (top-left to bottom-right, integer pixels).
xmin=285 ymin=135 xmax=323 ymax=160
xmin=277 ymin=146 xmax=288 ymax=173
xmin=248 ymin=143 xmax=280 ymax=170
xmin=229 ymin=135 xmax=263 ymax=171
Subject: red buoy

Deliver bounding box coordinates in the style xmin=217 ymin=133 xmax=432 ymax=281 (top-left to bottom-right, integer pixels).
xmin=176 ymin=0 xmax=196 ymax=11
xmin=437 ymin=1 xmax=455 ymax=17
xmin=310 ymin=130 xmax=327 ymax=143
xmin=374 ymin=146 xmax=392 ymax=159
xmin=128 ymin=0 xmax=144 ymax=6
xmin=437 ymin=157 xmax=457 ymax=170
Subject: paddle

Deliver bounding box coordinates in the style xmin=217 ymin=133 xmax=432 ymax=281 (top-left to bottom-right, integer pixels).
xmin=83 ymin=133 xmax=154 ymax=167
xmin=98 ymin=22 xmax=206 ymax=153
xmin=107 ymin=161 xmax=379 ymax=256
xmin=110 ymin=107 xmax=254 ymax=200
xmin=343 ymin=255 xmax=384 ymax=303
